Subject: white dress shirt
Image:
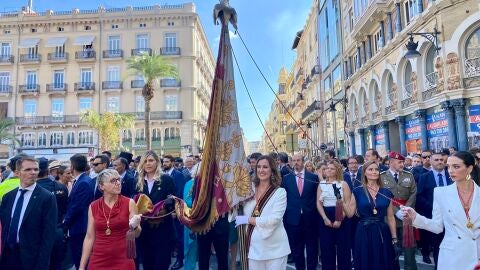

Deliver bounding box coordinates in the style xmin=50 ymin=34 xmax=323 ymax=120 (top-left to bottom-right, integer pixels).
xmin=11 ymin=182 xmax=37 ymax=242
xmin=145 ymin=176 xmax=156 ymax=193
xmin=431 ymin=169 xmax=446 ymax=187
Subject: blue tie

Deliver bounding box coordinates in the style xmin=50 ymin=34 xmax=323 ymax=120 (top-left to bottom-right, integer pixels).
xmin=7 ymin=189 xmax=28 ymax=247
xmin=438 ymin=173 xmax=445 ymax=187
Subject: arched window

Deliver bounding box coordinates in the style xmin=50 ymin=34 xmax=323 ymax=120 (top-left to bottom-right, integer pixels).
xmin=465 ymin=27 xmax=480 ymax=78
xmin=425 ymin=46 xmax=437 ymax=89
xmin=403 ymin=61 xmax=413 ymax=99
xmin=152 ymin=128 xmax=161 ymax=141
xmin=386 ymin=73 xmax=394 ymax=106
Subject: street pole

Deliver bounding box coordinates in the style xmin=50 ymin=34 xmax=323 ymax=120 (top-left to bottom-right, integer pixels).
xmin=332 ymin=110 xmax=338 ymax=157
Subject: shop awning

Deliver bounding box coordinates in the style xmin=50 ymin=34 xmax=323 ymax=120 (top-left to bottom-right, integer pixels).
xmin=73 ymin=35 xmax=95 ymax=46
xmin=45 ymin=37 xmax=67 ymax=47
xmin=18 ymin=38 xmax=40 ymax=48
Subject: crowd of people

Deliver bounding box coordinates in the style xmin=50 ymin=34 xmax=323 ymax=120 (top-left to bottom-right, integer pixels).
xmin=0 ymin=146 xmax=479 ymax=270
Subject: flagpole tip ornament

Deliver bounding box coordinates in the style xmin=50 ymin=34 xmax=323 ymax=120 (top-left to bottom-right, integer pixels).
xmin=213 ymin=0 xmax=237 ymax=29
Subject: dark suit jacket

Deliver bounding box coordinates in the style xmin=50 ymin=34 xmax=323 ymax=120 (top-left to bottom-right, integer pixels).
xmin=0 ymin=185 xmax=57 ymax=270
xmin=64 ymin=173 xmax=93 ymax=236
xmin=121 ymin=171 xmax=137 ymax=198
xmin=37 ymin=178 xmax=69 ymax=225
xmin=280 ymin=165 xmax=292 ymax=178
xmin=281 ymin=171 xmax=319 ymax=226
xmin=169 ymin=169 xmax=186 ymax=199
xmin=416 ymin=170 xmax=452 ymax=218
xmin=411 ymin=166 xmax=430 ymax=183
xmin=343 ymin=171 xmax=362 ymax=190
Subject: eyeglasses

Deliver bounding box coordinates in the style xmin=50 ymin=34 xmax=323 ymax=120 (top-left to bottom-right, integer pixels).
xmin=421 ymin=155 xmax=431 ymax=159
xmin=108 ymin=177 xmax=121 ymax=184
xmin=93 ymin=163 xmax=103 ymax=166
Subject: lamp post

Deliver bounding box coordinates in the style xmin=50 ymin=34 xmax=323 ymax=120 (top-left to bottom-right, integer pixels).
xmin=404 ymin=27 xmax=441 ymax=59
xmin=327 ymin=97 xmax=347 ymax=158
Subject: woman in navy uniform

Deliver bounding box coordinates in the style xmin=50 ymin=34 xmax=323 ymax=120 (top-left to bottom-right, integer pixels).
xmin=136 ymin=150 xmax=176 ymax=270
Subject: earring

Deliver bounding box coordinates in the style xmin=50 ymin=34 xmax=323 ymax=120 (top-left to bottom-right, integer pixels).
xmin=466 ymin=174 xmax=472 ymax=181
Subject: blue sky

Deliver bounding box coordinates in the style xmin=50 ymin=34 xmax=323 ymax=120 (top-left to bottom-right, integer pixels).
xmin=5 ymin=0 xmax=312 ymax=142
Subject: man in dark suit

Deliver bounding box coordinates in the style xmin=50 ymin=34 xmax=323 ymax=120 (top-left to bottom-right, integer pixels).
xmin=281 ymin=153 xmax=319 ymax=270
xmin=113 ymin=157 xmax=137 ymax=198
xmin=277 ymin=152 xmax=292 ymax=177
xmin=63 ymin=154 xmax=93 ymax=269
xmin=411 ymin=150 xmax=432 ymax=183
xmin=343 ymin=156 xmax=362 ymax=190
xmin=365 ymin=149 xmax=388 ymax=172
xmin=163 ymin=155 xmax=186 ymax=270
xmin=91 ymin=154 xmax=109 ymax=200
xmin=416 ymin=152 xmax=452 ymax=267
xmin=0 ymin=156 xmax=57 ymax=270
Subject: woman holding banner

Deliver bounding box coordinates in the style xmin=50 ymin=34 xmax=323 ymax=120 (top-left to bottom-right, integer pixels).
xmin=235 ymin=155 xmax=290 ymax=269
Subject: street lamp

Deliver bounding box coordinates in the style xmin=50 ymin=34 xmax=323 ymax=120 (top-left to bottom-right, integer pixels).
xmin=326 ymin=97 xmax=347 ymax=156
xmin=404 ymin=28 xmax=441 ymax=59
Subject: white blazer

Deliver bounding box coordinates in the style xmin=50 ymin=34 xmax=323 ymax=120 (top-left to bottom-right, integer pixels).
xmin=243 ymin=187 xmax=291 ymax=261
xmin=413 ymin=182 xmax=480 ymax=270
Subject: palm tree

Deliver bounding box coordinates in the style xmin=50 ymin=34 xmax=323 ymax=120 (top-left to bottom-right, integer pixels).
xmin=80 ymin=109 xmax=135 ymax=152
xmin=0 ymin=118 xmax=18 ymax=145
xmin=127 ymin=53 xmax=178 ymax=150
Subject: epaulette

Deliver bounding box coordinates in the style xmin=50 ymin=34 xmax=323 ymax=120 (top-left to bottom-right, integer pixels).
xmin=380 ymin=171 xmax=387 ymax=174
xmin=402 ymin=169 xmax=413 ymax=174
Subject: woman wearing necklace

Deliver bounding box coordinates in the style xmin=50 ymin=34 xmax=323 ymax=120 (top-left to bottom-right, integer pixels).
xmin=316 ymin=161 xmax=352 ymax=270
xmin=343 ymin=161 xmax=397 ymax=270
xmin=79 ymin=169 xmax=141 ymax=270
xmin=404 ymin=151 xmax=480 ymax=270
xmin=235 ymin=155 xmax=290 ymax=269
xmin=136 ymin=150 xmax=176 ymax=270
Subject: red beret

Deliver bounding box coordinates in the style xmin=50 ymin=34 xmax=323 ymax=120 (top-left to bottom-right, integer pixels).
xmin=388 ymin=151 xmax=405 ymax=161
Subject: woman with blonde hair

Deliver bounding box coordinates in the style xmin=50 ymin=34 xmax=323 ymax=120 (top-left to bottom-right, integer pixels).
xmin=136 ymin=150 xmax=176 ymax=270
xmin=316 ymin=160 xmax=352 ymax=270
xmin=305 ymin=161 xmax=315 ymax=173
xmin=79 ymin=169 xmax=141 ymax=270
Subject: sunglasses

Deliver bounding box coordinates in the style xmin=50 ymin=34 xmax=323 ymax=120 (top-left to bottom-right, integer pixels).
xmin=108 ymin=177 xmax=121 ymax=184
xmin=93 ymin=163 xmax=103 ymax=166
xmin=421 ymin=155 xmax=431 ymax=159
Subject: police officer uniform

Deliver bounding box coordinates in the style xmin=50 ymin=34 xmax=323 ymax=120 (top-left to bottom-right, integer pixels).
xmin=37 ymin=157 xmax=69 ymax=270
xmin=381 ymin=152 xmax=417 ymax=270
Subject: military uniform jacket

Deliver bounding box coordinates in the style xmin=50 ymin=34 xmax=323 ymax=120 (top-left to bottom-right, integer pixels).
xmin=381 ymin=169 xmax=416 ymax=225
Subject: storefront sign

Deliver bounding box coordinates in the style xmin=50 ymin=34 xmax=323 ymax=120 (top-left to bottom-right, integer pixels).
xmin=405 ymin=118 xmax=421 ymax=140
xmin=426 ymin=111 xmax=448 ymax=138
xmin=469 ymin=105 xmax=480 ymax=133
xmin=375 ymin=127 xmax=385 ymax=145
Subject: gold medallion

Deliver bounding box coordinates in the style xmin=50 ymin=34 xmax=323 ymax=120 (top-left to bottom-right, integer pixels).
xmin=254 ymin=209 xmax=260 ymax=216
xmin=105 ymin=228 xmax=111 ymax=235
xmin=467 ymin=221 xmax=474 ymax=229
xmin=373 ymin=208 xmax=378 ymax=215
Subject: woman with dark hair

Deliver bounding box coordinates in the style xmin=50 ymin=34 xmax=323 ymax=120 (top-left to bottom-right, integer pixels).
xmin=343 ymin=161 xmax=397 ymax=270
xmin=404 ymin=151 xmax=480 ymax=270
xmin=58 ymin=165 xmax=74 ymax=194
xmin=235 ymin=155 xmax=290 ymax=269
xmin=316 ymin=161 xmax=352 ymax=270
xmin=136 ymin=150 xmax=176 ymax=270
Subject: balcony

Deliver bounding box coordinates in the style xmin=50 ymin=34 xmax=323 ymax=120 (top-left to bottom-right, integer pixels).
xmin=46 ymin=83 xmax=68 ymax=94
xmin=351 ymin=0 xmax=389 ymax=41
xmin=423 ymin=72 xmax=439 ymax=100
xmin=160 ymin=47 xmax=181 ymax=56
xmin=160 ymin=78 xmax=181 ymax=88
xmin=19 ymin=54 xmax=41 ymax=64
xmin=0 ymin=55 xmax=14 ymax=64
xmin=131 ymin=48 xmax=152 ymax=56
xmin=134 ymin=111 xmax=182 ymax=120
xmin=102 ymin=81 xmax=123 ymax=90
xmin=47 ymin=52 xmax=68 ymax=63
xmin=131 ymin=80 xmax=145 ymax=89
xmin=18 ymin=84 xmax=40 ymax=95
xmin=302 ymin=100 xmax=322 ymax=120
xmin=16 ymin=115 xmax=80 ymax=125
xmin=75 ymin=50 xmax=96 ymax=61
xmin=103 ymin=49 xmax=124 ymax=59
xmin=295 ymin=68 xmax=304 ymax=82
xmin=74 ymin=82 xmax=95 ymax=94
xmin=0 ymin=85 xmax=13 ymax=96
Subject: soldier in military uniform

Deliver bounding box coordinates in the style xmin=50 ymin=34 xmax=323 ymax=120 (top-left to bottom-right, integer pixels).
xmin=36 ymin=157 xmax=69 ymax=270
xmin=381 ymin=152 xmax=417 ymax=270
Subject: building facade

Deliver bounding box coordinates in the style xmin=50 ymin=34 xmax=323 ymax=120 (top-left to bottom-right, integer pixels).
xmin=0 ymin=3 xmax=214 ymax=160
xmin=342 ymin=0 xmax=480 ymax=156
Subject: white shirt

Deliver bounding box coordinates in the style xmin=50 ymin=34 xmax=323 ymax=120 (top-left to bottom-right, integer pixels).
xmin=11 ymin=182 xmax=36 ymax=242
xmin=294 ymin=169 xmax=305 ymax=185
xmin=432 ymin=169 xmax=446 ymax=187
xmin=120 ymin=170 xmax=127 ymax=180
xmin=319 ymin=180 xmax=343 ymax=207
xmin=145 ymin=176 xmax=155 ymax=193
xmin=165 ymin=167 xmax=174 ymax=176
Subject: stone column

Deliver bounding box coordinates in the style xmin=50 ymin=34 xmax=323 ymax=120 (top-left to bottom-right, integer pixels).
xmin=441 ymin=101 xmax=458 ymax=149
xmin=387 ymin=12 xmax=393 ymax=41
xmin=416 ymin=109 xmax=429 ymax=151
xmin=369 ymin=125 xmax=376 ymax=150
xmin=358 ymin=128 xmax=367 ymax=155
xmin=396 ymin=116 xmax=407 ymax=156
xmin=452 ymin=99 xmax=468 ymax=151
xmin=349 ymin=131 xmax=356 ymax=156
xmin=395 ymin=3 xmax=403 ymax=34
xmin=382 ymin=121 xmax=391 ymax=152
xmin=357 ymin=46 xmax=362 ymax=68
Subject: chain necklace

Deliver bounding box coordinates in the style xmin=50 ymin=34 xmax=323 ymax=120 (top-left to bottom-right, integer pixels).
xmin=457 ymin=181 xmax=474 ymax=229
xmin=253 ymin=184 xmax=271 ymax=216
xmin=101 ymin=198 xmax=118 ymax=236
xmin=367 ymin=184 xmax=379 ymax=215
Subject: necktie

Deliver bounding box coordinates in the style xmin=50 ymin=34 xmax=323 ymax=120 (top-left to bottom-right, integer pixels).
xmin=297 ymin=173 xmax=303 ymax=195
xmin=438 ymin=173 xmax=445 ymax=187
xmin=352 ymin=173 xmax=356 ymax=181
xmin=394 ymin=173 xmax=398 ymax=183
xmin=7 ymin=189 xmax=28 ymax=247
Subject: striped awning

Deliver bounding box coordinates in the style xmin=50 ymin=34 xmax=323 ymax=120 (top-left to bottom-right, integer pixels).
xmin=18 ymin=38 xmax=40 ymax=48
xmin=45 ymin=37 xmax=67 ymax=47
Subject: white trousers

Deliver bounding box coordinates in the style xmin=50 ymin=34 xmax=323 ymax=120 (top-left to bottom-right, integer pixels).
xmin=248 ymin=256 xmax=288 ymax=270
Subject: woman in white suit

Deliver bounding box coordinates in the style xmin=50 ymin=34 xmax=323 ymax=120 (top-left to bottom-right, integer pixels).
xmin=235 ymin=155 xmax=291 ymax=269
xmin=404 ymin=151 xmax=480 ymax=270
